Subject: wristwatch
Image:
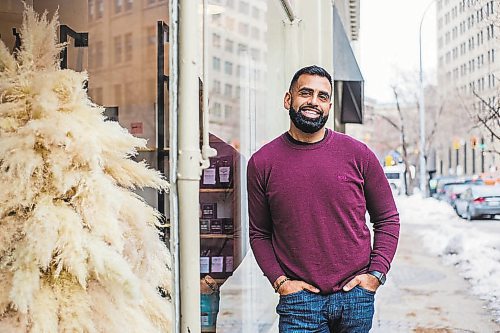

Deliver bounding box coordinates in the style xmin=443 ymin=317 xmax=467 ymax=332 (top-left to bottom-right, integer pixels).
xmin=368 ymin=271 xmax=386 ymax=285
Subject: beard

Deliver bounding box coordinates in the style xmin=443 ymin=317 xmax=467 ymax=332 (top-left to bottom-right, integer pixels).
xmin=288 ymin=105 xmax=329 ymax=134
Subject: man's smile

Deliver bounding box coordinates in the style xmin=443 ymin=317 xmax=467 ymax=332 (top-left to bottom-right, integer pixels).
xmin=300 ymin=107 xmax=321 ymax=119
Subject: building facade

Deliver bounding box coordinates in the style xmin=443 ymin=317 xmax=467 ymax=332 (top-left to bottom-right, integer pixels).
xmin=436 ymin=0 xmax=499 ymax=176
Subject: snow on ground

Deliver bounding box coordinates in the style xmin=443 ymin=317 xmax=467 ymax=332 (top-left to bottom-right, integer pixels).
xmin=395 ymin=194 xmax=500 ymax=322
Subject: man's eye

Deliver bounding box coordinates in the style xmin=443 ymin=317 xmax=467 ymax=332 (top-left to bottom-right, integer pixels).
xmin=299 ymin=91 xmax=312 ymax=96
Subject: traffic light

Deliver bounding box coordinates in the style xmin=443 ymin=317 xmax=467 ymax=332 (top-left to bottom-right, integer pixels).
xmin=470 ymin=136 xmax=478 ymax=149
xmin=384 ymin=155 xmax=394 ymax=166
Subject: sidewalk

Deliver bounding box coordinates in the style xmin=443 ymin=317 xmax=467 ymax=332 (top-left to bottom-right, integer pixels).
xmin=216 ymin=220 xmax=500 ymax=332
xmin=371 ymin=221 xmax=500 ymax=332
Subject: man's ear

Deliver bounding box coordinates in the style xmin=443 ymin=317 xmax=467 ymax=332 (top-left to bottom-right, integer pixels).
xmin=284 ymin=92 xmax=291 ymax=110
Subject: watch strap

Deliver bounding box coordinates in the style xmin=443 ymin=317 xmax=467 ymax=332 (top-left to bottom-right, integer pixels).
xmin=368 ymin=270 xmax=386 ymax=285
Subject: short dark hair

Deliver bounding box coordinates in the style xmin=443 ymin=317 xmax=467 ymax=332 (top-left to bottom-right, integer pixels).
xmin=289 ymin=65 xmax=333 ymax=92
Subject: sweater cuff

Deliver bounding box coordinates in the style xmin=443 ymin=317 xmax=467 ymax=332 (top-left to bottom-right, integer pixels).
xmin=368 ymin=262 xmax=389 ymax=275
xmin=267 ymin=270 xmax=287 ymax=286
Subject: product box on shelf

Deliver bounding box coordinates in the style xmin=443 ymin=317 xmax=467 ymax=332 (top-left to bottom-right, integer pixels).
xmin=222 ymin=218 xmax=233 ymax=235
xmin=200 ymin=203 xmax=217 ymax=219
xmin=200 ymin=219 xmax=211 ymax=234
xmin=217 ymin=155 xmax=233 ymax=188
xmin=209 ymin=219 xmax=223 ymax=234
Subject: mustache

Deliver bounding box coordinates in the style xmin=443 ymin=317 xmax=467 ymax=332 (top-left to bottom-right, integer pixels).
xmin=299 ymin=106 xmax=322 ymax=114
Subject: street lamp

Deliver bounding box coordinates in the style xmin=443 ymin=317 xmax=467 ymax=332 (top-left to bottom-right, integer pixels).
xmin=418 ymin=0 xmax=436 ymax=196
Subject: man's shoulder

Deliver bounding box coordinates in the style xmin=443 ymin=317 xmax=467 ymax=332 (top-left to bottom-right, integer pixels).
xmin=331 ymin=131 xmax=369 ymax=155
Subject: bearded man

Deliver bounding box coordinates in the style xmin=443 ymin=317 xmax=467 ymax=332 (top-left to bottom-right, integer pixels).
xmin=247 ymin=65 xmax=400 ymax=333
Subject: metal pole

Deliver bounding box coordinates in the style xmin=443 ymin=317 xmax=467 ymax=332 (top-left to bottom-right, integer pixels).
xmin=481 ymin=137 xmax=485 ymax=173
xmin=464 ymin=142 xmax=467 ymax=175
xmin=418 ymin=0 xmax=436 ymax=194
xmin=472 ymin=144 xmax=476 ymax=174
xmin=178 ymin=0 xmax=202 ymax=332
xmin=157 ymin=21 xmax=166 ymax=217
xmin=448 ymin=147 xmax=452 ymax=174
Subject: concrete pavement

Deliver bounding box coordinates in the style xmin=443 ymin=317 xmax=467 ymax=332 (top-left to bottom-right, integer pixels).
xmin=371 ymin=221 xmax=500 ymax=332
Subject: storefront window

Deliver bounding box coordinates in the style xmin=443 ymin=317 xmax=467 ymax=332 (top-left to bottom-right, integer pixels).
xmin=199 ymin=0 xmax=291 ymax=331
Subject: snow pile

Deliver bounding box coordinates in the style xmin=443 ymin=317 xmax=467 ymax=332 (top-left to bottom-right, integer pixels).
xmin=396 ymin=195 xmax=500 ymax=321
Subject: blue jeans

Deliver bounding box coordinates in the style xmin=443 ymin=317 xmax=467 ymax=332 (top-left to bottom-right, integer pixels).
xmin=276 ymin=286 xmax=375 ymax=333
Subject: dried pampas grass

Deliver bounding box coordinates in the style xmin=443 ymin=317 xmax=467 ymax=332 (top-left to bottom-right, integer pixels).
xmin=0 ymin=5 xmax=172 ymax=333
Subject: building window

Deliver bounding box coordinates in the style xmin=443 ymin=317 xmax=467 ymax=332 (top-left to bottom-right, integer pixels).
xmin=239 ymin=23 xmax=249 ymax=36
xmin=212 ymin=33 xmax=221 ymax=48
xmin=88 ymin=0 xmax=94 ymax=21
xmin=115 ymin=0 xmax=123 ymax=13
xmin=125 ymin=0 xmax=133 ymax=11
xmin=224 ymin=84 xmax=232 ymax=98
xmin=237 ymin=43 xmax=247 ymax=54
xmin=125 ymin=33 xmax=133 ymax=61
xmin=212 ymin=13 xmax=222 ymax=26
xmin=213 ymin=57 xmax=221 ymax=71
xmin=96 ymin=0 xmax=104 ymax=19
xmin=224 ymin=61 xmax=233 ymax=75
xmin=225 ymin=39 xmax=234 ymax=52
xmin=213 ymin=80 xmax=221 ymax=94
xmin=211 ymin=102 xmax=222 ymax=119
xmin=114 ymin=35 xmax=123 ymax=63
xmin=252 ymin=6 xmax=260 ymax=19
xmin=250 ymin=48 xmax=260 ymax=61
xmin=239 ymin=1 xmax=249 ymax=14
xmin=224 ymin=105 xmax=232 ymax=117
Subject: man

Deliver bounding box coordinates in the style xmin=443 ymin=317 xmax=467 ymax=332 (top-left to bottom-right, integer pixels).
xmin=247 ymin=65 xmax=400 ymax=332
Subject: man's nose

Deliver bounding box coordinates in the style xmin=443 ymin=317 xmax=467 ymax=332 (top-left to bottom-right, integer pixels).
xmin=308 ymin=93 xmax=320 ymax=106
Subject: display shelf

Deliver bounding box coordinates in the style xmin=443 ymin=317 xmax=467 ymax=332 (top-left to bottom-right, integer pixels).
xmin=200 ymin=234 xmax=234 ymax=239
xmin=199 ymin=188 xmax=234 ymax=193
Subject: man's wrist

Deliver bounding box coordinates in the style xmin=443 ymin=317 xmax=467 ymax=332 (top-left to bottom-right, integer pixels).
xmin=273 ymin=276 xmax=290 ymax=293
xmin=368 ymin=270 xmax=386 ymax=285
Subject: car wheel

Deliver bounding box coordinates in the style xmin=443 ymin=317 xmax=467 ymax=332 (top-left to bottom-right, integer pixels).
xmin=466 ymin=207 xmax=473 ymax=221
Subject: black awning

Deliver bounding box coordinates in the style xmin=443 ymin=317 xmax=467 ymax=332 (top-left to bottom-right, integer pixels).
xmin=333 ymin=6 xmax=364 ymax=124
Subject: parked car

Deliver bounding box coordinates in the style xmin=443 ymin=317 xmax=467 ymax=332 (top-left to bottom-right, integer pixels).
xmin=444 ymin=178 xmax=484 ymax=209
xmin=435 ymin=178 xmax=464 ymax=201
xmin=455 ymin=185 xmax=500 ymax=220
xmin=444 ymin=184 xmax=470 ymax=210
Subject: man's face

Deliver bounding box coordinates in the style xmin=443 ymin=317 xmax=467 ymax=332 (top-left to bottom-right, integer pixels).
xmin=284 ymin=74 xmax=333 ymax=134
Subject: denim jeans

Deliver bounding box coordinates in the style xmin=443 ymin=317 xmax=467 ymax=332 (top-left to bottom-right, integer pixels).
xmin=276 ymin=286 xmax=375 ymax=333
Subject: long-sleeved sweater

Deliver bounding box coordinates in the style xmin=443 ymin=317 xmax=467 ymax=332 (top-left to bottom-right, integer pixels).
xmin=247 ymin=129 xmax=400 ymax=294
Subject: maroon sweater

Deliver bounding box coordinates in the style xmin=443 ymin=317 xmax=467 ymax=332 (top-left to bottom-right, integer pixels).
xmin=247 ymin=129 xmax=400 ymax=294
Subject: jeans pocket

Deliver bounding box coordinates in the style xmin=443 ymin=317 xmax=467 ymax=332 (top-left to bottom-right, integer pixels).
xmin=354 ymin=285 xmax=376 ymax=296
xmin=280 ymin=289 xmax=308 ymax=299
